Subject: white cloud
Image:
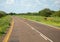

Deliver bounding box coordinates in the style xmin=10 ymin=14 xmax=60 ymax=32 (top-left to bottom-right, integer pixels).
xmin=20 ymin=1 xmax=31 ymax=7
xmin=54 ymin=1 xmax=60 ymax=5
xmin=6 ymin=0 xmax=15 ymax=5
xmin=20 ymin=0 xmax=34 ymax=8
xmin=35 ymin=0 xmax=43 ymax=5
xmin=50 ymin=0 xmax=60 ymax=4
xmin=43 ymin=4 xmax=49 ymax=8
xmin=53 ymin=0 xmax=60 ymax=7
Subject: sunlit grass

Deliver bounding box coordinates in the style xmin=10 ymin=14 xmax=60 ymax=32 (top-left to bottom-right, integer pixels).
xmin=18 ymin=15 xmax=60 ymax=28
xmin=0 ymin=15 xmax=11 ymax=36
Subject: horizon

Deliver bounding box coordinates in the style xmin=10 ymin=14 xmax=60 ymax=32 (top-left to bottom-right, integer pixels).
xmin=0 ymin=0 xmax=60 ymax=13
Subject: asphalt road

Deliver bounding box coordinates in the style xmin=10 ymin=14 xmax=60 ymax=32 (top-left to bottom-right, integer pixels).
xmin=8 ymin=16 xmax=60 ymax=42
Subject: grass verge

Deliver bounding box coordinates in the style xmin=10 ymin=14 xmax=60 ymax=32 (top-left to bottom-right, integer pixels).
xmin=17 ymin=15 xmax=60 ymax=28
xmin=0 ymin=15 xmax=11 ymax=36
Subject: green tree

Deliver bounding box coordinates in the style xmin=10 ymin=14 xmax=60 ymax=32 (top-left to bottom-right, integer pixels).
xmin=0 ymin=11 xmax=6 ymax=18
xmin=9 ymin=13 xmax=16 ymax=15
xmin=39 ymin=8 xmax=53 ymax=17
xmin=52 ymin=10 xmax=60 ymax=17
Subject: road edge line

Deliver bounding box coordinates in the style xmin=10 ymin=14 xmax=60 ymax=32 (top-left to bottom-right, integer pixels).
xmin=3 ymin=19 xmax=14 ymax=42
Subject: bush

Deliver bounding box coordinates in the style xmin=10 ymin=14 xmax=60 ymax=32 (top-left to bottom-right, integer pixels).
xmin=0 ymin=11 xmax=6 ymax=18
xmin=39 ymin=8 xmax=53 ymax=17
xmin=51 ymin=10 xmax=60 ymax=17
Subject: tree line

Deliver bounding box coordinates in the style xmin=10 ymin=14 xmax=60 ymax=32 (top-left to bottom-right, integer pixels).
xmin=0 ymin=8 xmax=60 ymax=18
xmin=38 ymin=8 xmax=60 ymax=17
xmin=18 ymin=8 xmax=60 ymax=17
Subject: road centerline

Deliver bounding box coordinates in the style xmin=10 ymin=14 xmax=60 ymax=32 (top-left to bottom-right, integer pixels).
xmin=17 ymin=18 xmax=53 ymax=42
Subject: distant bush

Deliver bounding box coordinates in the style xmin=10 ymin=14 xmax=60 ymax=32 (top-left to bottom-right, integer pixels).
xmin=9 ymin=13 xmax=16 ymax=15
xmin=0 ymin=11 xmax=6 ymax=18
xmin=51 ymin=10 xmax=60 ymax=17
xmin=39 ymin=8 xmax=53 ymax=17
xmin=46 ymin=17 xmax=53 ymax=20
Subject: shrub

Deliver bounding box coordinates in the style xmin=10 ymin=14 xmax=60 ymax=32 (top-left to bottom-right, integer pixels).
xmin=0 ymin=11 xmax=6 ymax=18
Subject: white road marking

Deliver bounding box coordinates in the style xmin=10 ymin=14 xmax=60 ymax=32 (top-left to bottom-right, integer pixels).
xmin=17 ymin=18 xmax=53 ymax=42
xmin=24 ymin=18 xmax=60 ymax=30
xmin=40 ymin=33 xmax=53 ymax=42
xmin=28 ymin=24 xmax=53 ymax=42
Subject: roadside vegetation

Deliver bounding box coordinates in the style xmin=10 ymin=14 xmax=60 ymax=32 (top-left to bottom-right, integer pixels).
xmin=0 ymin=16 xmax=11 ymax=36
xmin=0 ymin=11 xmax=11 ymax=36
xmin=0 ymin=8 xmax=60 ymax=37
xmin=18 ymin=15 xmax=60 ymax=27
xmin=16 ymin=8 xmax=60 ymax=28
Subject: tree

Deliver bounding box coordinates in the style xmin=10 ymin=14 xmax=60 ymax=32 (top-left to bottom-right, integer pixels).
xmin=39 ymin=8 xmax=53 ymax=17
xmin=9 ymin=13 xmax=16 ymax=15
xmin=0 ymin=11 xmax=6 ymax=18
xmin=52 ymin=10 xmax=60 ymax=17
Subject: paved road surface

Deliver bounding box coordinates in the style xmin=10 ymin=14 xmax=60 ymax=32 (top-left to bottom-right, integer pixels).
xmin=8 ymin=16 xmax=60 ymax=42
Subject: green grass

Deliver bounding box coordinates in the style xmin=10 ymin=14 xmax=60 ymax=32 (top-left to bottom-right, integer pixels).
xmin=17 ymin=15 xmax=60 ymax=28
xmin=0 ymin=15 xmax=11 ymax=36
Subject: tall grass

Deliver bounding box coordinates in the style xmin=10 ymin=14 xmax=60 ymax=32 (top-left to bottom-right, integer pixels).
xmin=0 ymin=15 xmax=11 ymax=36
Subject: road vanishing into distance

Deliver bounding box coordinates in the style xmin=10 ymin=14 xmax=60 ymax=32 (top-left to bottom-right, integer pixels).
xmin=4 ymin=16 xmax=60 ymax=42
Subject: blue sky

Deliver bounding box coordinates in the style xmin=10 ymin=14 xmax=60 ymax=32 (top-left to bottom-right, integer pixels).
xmin=0 ymin=0 xmax=60 ymax=13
